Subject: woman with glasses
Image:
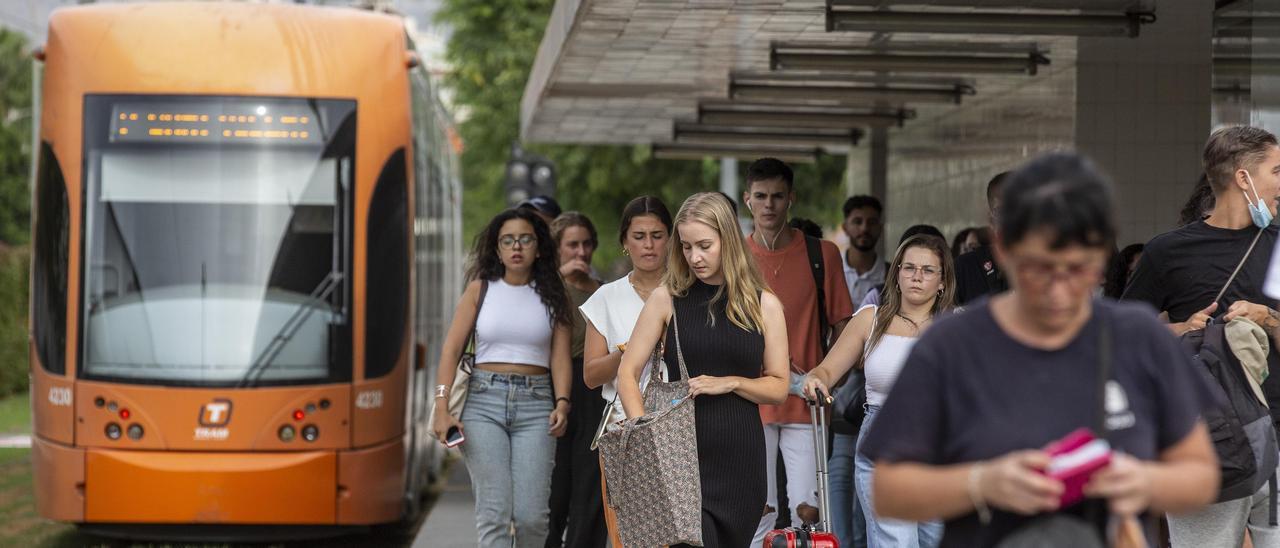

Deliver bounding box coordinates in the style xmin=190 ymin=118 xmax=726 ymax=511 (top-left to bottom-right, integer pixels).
xmin=805 ymin=234 xmax=955 ymax=548
xmin=853 ymin=154 xmax=1218 ymax=547
xmin=431 ymin=208 xmax=574 ymax=548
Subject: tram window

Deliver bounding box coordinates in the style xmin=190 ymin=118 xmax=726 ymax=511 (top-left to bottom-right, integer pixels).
xmin=365 ymin=149 xmax=409 ymax=380
xmin=79 ymin=95 xmax=355 ymax=387
xmin=32 ymin=142 xmax=69 ymax=375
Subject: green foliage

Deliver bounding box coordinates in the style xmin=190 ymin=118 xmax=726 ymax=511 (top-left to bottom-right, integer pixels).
xmin=0 ymin=28 xmax=31 ymax=246
xmin=436 ymin=0 xmax=849 ymax=274
xmin=0 ymin=248 xmax=28 ymax=399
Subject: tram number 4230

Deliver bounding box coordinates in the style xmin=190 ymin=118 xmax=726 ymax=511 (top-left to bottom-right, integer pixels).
xmin=48 ymin=387 xmax=73 ymax=407
xmin=355 ymin=390 xmax=384 ymax=410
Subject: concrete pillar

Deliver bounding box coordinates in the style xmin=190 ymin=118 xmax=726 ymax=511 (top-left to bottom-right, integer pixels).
xmin=870 ymin=127 xmax=889 ymax=257
xmin=845 ymin=146 xmax=869 ymax=198
xmin=869 ymin=126 xmax=889 ymax=205
xmin=1075 ymin=2 xmax=1212 ymax=246
xmin=719 ymin=157 xmax=737 ymax=198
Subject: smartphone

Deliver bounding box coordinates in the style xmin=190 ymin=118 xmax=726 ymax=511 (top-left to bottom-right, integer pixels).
xmin=445 ymin=425 xmax=465 ymax=448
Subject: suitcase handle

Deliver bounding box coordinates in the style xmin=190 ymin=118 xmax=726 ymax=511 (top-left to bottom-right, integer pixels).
xmin=806 ymin=398 xmax=833 ymax=534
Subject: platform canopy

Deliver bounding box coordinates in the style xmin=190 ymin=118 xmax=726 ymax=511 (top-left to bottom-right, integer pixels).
xmin=520 ymin=0 xmax=1152 ymax=159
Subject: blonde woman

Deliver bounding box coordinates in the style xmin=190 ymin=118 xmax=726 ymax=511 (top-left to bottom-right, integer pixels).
xmin=617 ymin=192 xmax=790 ymax=547
xmin=804 ymin=234 xmax=956 ymax=548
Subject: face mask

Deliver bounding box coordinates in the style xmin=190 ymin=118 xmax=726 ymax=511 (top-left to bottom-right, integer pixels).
xmin=1243 ymin=171 xmax=1274 ymax=228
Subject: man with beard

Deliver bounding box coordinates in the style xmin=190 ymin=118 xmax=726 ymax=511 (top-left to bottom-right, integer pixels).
xmin=842 ymin=195 xmax=887 ymax=306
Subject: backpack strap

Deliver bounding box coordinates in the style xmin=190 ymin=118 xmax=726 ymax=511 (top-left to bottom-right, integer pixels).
xmin=805 ymin=236 xmax=831 ymax=355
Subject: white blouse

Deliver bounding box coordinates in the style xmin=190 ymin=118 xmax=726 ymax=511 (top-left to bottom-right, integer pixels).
xmin=579 ymin=273 xmax=666 ymax=425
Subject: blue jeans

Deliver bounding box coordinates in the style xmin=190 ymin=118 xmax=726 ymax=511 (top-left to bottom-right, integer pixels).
xmin=856 ymin=405 xmax=943 ymax=548
xmin=461 ymin=369 xmax=557 ymax=548
xmin=830 ymin=432 xmax=868 ymax=548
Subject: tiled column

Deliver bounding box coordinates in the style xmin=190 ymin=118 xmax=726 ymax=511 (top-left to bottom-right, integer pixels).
xmin=1075 ymin=2 xmax=1213 ymax=247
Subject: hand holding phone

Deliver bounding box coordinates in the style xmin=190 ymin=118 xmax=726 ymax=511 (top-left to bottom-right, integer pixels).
xmin=445 ymin=425 xmax=465 ymax=448
xmin=1043 ymin=428 xmax=1112 ymax=507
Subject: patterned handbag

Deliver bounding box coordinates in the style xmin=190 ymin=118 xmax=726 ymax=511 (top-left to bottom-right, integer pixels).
xmin=598 ymin=310 xmax=703 ymax=547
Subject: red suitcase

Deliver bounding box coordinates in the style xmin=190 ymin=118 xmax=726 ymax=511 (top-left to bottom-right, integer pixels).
xmin=763 ymin=397 xmax=840 ymax=548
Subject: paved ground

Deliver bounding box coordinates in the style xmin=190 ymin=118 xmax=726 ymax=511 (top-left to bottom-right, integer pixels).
xmin=414 ymin=458 xmax=476 ymax=547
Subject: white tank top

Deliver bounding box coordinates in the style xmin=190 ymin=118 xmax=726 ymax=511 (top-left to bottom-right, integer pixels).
xmin=864 ymin=335 xmax=917 ymax=407
xmin=474 ymin=278 xmax=553 ymax=368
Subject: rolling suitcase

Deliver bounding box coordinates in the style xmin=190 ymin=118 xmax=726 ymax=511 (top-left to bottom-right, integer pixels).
xmin=763 ymin=397 xmax=839 ymax=548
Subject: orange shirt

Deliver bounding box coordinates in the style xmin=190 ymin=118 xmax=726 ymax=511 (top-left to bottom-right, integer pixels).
xmin=747 ymin=228 xmax=855 ymax=424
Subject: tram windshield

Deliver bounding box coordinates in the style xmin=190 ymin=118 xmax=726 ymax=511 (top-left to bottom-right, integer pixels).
xmin=80 ymin=95 xmax=355 ymax=386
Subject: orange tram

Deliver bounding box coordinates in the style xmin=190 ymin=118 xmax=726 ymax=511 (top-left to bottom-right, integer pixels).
xmin=28 ymin=3 xmax=463 ymax=539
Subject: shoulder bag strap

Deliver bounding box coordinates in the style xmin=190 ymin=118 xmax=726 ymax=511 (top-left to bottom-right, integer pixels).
xmin=461 ymin=280 xmax=489 ymax=373
xmin=671 ymin=307 xmax=691 ymax=382
xmin=1094 ymin=307 xmax=1112 ymax=436
xmin=1211 ymin=227 xmax=1267 ymax=310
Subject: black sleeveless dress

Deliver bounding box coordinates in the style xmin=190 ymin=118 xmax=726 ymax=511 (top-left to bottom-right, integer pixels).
xmin=666 ymin=280 xmax=767 ymax=548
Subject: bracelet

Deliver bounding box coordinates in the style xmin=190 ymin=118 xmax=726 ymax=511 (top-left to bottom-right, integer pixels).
xmin=434 ymin=384 xmax=449 ymax=399
xmin=555 ymin=397 xmax=571 ymax=406
xmin=968 ymin=462 xmax=992 ymax=525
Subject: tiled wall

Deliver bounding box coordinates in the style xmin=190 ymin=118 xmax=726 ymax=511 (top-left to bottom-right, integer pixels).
xmin=875 ymin=58 xmax=1077 ymax=250
xmin=1076 ymin=1 xmax=1213 ymax=248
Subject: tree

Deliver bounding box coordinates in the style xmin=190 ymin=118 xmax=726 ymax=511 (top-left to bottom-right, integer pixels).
xmin=435 ymin=0 xmax=848 ymax=273
xmin=0 ymin=28 xmax=31 ymax=246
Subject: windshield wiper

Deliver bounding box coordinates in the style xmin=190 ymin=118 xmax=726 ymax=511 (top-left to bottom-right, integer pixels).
xmin=237 ymin=271 xmax=343 ymax=388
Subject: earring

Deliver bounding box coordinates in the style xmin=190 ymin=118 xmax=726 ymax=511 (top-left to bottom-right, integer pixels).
xmin=622 ymin=248 xmax=630 ymax=256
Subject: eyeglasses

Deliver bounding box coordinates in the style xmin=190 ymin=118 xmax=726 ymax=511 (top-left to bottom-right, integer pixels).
xmin=899 ymin=264 xmax=941 ymax=280
xmin=1009 ymin=257 xmax=1102 ymax=289
xmin=499 ymin=234 xmax=536 ymax=249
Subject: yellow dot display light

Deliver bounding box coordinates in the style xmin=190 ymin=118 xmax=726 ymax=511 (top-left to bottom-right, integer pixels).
xmin=110 ymin=100 xmax=323 ymax=145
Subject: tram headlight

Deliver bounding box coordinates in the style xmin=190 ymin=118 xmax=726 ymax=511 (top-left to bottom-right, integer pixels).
xmin=127 ymin=424 xmax=144 ymax=440
xmin=302 ymin=425 xmax=319 ymax=442
xmin=105 ymin=423 xmax=122 ymax=440
xmin=279 ymin=425 xmax=296 ymax=442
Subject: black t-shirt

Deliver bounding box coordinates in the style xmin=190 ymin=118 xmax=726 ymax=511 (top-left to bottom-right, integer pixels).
xmin=1122 ymin=221 xmax=1280 ymax=423
xmin=955 ymin=246 xmax=1008 ymax=305
xmin=858 ymin=299 xmax=1214 ymax=548
xmin=1122 ymin=221 xmax=1277 ymax=323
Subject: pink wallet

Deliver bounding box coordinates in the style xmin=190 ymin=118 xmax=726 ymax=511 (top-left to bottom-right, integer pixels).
xmin=1042 ymin=428 xmax=1113 ymax=507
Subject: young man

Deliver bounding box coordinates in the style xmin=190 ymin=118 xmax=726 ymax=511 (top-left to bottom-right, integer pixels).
xmin=955 ymin=172 xmax=1010 ymax=305
xmin=742 ymin=158 xmax=855 ymax=544
xmin=832 ymin=195 xmax=883 ymax=548
xmin=1124 ymin=125 xmax=1280 ymax=547
xmin=843 ymin=195 xmax=886 ymax=306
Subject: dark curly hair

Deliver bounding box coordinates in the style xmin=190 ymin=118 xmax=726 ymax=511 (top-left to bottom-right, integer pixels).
xmin=465 ymin=208 xmax=573 ymax=326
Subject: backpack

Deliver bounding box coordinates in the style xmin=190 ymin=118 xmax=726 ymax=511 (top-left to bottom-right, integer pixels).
xmin=1182 ymin=323 xmax=1279 ymax=503
xmin=1178 ymin=225 xmax=1279 ymax=507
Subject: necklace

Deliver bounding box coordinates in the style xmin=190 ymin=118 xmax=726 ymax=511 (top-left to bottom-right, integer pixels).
xmin=895 ymin=312 xmax=930 ymax=333
xmin=629 ymin=272 xmax=657 ymax=301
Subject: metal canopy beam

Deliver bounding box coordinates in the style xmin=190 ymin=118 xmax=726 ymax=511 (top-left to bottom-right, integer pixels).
xmin=772 ymin=50 xmax=1049 ymax=76
xmin=652 ymin=144 xmax=821 ymax=163
xmin=698 ymin=102 xmax=914 ymax=129
xmin=730 ymin=81 xmax=975 ymax=105
xmin=674 ymin=122 xmax=863 ymax=148
xmin=825 ymin=5 xmax=1155 ymax=37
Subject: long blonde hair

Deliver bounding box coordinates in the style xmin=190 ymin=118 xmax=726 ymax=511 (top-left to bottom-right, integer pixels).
xmin=867 ymin=234 xmax=956 ymax=355
xmin=664 ymin=192 xmax=769 ymax=332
